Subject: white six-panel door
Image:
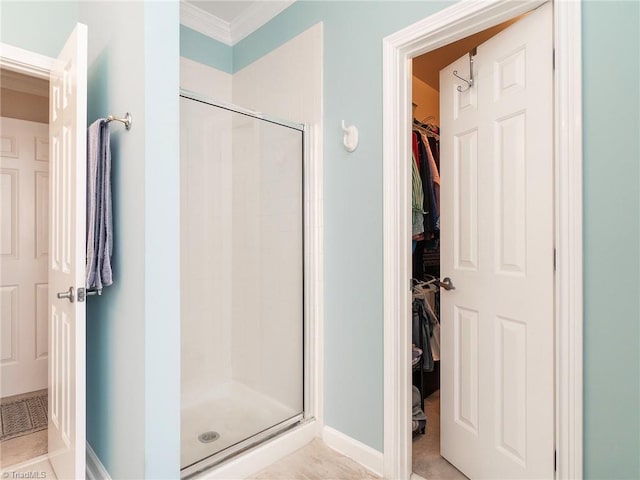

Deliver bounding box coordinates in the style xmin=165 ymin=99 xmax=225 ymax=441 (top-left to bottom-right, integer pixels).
xmin=439 ymin=3 xmax=554 ymax=478
xmin=48 ymin=24 xmax=87 ymax=480
xmin=1 ymin=117 xmax=50 ymax=398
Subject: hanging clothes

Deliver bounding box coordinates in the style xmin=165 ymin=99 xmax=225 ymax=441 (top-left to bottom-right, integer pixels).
xmin=412 ymin=281 xmax=441 ymax=362
xmin=412 ymin=131 xmax=420 ymax=173
xmin=412 ymin=120 xmax=440 ymax=278
xmin=415 ymin=134 xmax=438 ymax=237
xmin=428 ymin=134 xmax=439 ymax=170
xmin=412 ymin=296 xmax=435 ymax=372
xmin=422 ymin=132 xmax=440 ymax=227
xmin=412 ymin=154 xmax=425 ymax=238
xmin=412 ymin=239 xmax=425 ymax=279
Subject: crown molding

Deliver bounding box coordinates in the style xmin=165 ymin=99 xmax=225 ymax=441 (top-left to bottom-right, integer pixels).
xmin=180 ymin=1 xmax=296 ymax=47
xmin=230 ymin=1 xmax=296 ymax=45
xmin=180 ymin=1 xmax=232 ymax=46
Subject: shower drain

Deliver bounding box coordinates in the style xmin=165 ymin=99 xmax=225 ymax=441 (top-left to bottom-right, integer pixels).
xmin=198 ymin=431 xmax=220 ymax=443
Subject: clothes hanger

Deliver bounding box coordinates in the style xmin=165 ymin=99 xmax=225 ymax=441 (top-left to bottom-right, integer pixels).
xmin=412 ymin=278 xmax=438 ymax=295
xmin=412 ymin=120 xmax=440 ymax=139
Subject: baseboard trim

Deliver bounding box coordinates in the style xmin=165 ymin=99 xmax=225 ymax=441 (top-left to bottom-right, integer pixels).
xmin=322 ymin=426 xmax=383 ymax=477
xmin=193 ymin=420 xmax=316 ymax=479
xmin=86 ymin=443 xmax=112 ymax=480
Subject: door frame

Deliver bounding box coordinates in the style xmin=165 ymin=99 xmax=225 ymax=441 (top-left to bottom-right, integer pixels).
xmin=0 ymin=43 xmax=53 ymax=80
xmin=381 ymin=1 xmax=583 ymax=479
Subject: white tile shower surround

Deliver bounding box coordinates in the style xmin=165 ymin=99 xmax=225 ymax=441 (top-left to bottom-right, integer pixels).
xmin=179 ymin=21 xmax=323 ymax=479
xmin=181 ymin=381 xmax=299 ymax=469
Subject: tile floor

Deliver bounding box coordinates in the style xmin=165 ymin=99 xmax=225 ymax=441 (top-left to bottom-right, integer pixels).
xmin=250 ymin=439 xmax=382 ymax=480
xmin=0 ymin=455 xmax=56 ymax=480
xmin=412 ymin=390 xmax=468 ymax=480
xmin=0 ymin=389 xmax=468 ymax=480
xmin=0 ymin=429 xmax=47 ymax=468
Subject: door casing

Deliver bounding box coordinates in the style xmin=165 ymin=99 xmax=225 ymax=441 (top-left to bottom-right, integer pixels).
xmin=381 ymin=1 xmax=583 ymax=479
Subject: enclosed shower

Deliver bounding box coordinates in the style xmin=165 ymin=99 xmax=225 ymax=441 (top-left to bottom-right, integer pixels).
xmin=180 ymin=91 xmax=305 ymax=476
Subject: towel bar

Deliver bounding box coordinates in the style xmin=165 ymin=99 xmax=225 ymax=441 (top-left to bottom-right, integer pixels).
xmin=76 ymin=288 xmax=102 ymax=302
xmin=106 ymin=112 xmax=132 ymax=130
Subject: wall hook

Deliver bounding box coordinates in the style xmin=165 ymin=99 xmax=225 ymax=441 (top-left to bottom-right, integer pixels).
xmin=341 ymin=120 xmax=359 ymax=152
xmin=453 ymin=48 xmax=476 ymax=92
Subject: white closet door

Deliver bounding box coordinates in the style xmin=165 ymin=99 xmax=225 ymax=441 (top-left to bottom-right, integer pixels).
xmin=439 ymin=3 xmax=554 ymax=478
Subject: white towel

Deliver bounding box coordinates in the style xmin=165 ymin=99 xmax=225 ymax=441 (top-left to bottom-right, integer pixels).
xmin=86 ymin=119 xmax=113 ymax=292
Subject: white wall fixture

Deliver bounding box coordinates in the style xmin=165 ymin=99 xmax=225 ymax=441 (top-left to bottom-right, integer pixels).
xmin=341 ymin=120 xmax=358 ymax=152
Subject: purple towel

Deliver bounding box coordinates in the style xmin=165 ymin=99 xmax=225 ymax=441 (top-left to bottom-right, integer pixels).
xmin=86 ymin=119 xmax=113 ymax=292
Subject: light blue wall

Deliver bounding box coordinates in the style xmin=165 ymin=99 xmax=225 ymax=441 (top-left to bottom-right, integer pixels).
xmin=3 ymin=0 xmax=639 ymax=477
xmin=582 ymin=2 xmax=640 ymax=479
xmin=180 ymin=25 xmax=232 ymax=73
xmin=1 ymin=1 xmax=181 ymax=478
xmin=0 ymin=1 xmax=77 ymax=57
xmin=78 ymin=1 xmax=181 ymax=478
xmin=79 ymin=2 xmax=147 ymax=477
xmin=234 ymin=0 xmax=452 ymax=452
xmin=143 ymin=2 xmax=180 ymax=478
xmin=196 ymin=0 xmax=640 ymax=472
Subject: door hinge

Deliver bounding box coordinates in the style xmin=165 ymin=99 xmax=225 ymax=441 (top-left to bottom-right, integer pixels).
xmin=552 ymin=49 xmax=556 ymax=70
xmin=553 ymin=248 xmax=557 ymax=271
xmin=554 ymin=449 xmax=557 ymax=471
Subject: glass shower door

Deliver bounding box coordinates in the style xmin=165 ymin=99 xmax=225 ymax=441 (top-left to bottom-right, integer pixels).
xmin=180 ymin=94 xmax=304 ymax=474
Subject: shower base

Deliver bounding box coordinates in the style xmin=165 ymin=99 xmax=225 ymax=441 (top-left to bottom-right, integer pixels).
xmin=181 ymin=381 xmax=299 ymax=470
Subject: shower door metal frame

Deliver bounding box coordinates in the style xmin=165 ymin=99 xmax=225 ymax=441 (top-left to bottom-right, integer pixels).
xmin=180 ymin=89 xmax=305 ymax=131
xmin=179 ymin=90 xmax=311 ymax=479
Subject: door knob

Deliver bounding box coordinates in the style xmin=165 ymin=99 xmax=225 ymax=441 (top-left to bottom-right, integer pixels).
xmin=57 ymin=286 xmax=75 ymax=303
xmin=437 ymin=277 xmax=455 ymax=291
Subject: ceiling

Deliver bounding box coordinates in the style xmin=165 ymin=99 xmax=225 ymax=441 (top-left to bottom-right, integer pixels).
xmin=187 ymin=1 xmax=258 ymax=23
xmin=413 ymin=17 xmax=520 ymax=91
